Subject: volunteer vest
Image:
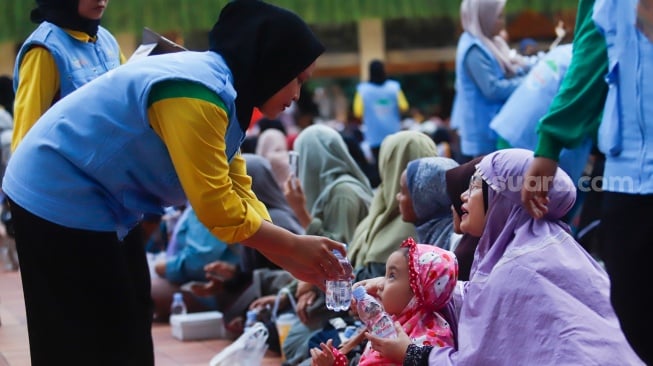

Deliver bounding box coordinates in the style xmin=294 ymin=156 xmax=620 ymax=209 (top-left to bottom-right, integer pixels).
xmin=14 ymin=22 xmax=120 ymax=99
xmin=358 ymin=80 xmax=402 ymax=148
xmin=3 ymin=51 xmax=243 ymax=238
xmin=490 ymin=45 xmax=592 ymax=184
xmin=451 ymin=32 xmax=505 ymax=156
xmin=594 ymin=0 xmax=653 ymax=194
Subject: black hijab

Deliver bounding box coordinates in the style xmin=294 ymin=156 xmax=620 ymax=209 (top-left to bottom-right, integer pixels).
xmin=209 ymin=0 xmax=325 ymax=132
xmin=30 ymin=0 xmax=101 ymax=37
xmin=369 ymin=59 xmax=386 ymax=85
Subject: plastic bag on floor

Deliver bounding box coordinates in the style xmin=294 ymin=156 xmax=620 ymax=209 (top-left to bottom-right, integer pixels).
xmin=209 ymin=322 xmax=268 ymax=366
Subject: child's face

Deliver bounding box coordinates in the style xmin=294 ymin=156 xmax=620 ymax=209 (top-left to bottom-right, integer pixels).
xmin=460 ymin=172 xmax=487 ymax=237
xmin=78 ymin=0 xmax=108 ymax=20
xmin=396 ymin=170 xmax=417 ymax=223
xmin=378 ymin=251 xmax=413 ymax=316
xmin=260 ymin=61 xmax=316 ymax=119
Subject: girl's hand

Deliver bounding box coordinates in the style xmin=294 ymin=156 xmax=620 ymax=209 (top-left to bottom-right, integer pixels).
xmin=366 ymin=322 xmax=411 ymax=363
xmin=310 ymin=339 xmax=336 ymax=366
xmin=353 ymin=276 xmax=384 ymax=297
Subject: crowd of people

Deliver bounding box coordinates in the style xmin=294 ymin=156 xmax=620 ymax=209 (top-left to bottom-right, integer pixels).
xmin=0 ymin=0 xmax=650 ymax=365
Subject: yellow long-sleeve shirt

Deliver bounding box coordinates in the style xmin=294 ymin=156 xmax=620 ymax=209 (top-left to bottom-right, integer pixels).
xmin=352 ymin=89 xmax=409 ymax=119
xmin=11 ymin=29 xmax=126 ymax=152
xmin=147 ymin=80 xmax=270 ymax=243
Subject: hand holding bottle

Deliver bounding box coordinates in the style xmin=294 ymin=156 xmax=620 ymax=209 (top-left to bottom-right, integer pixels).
xmin=352 ymin=286 xmax=397 ymax=339
xmin=365 ymin=321 xmax=412 ymax=363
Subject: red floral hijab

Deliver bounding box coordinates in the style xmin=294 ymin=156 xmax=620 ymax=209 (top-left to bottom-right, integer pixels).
xmin=359 ymin=237 xmax=458 ymax=365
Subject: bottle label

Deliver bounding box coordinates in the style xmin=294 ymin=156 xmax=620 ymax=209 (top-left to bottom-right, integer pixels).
xmin=371 ymin=316 xmax=396 ymax=339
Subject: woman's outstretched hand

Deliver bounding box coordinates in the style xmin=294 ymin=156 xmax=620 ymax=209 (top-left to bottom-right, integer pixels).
xmin=242 ymin=220 xmax=346 ymax=290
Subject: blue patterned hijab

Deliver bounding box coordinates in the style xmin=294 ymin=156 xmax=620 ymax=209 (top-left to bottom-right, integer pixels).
xmin=406 ymin=157 xmax=459 ymax=249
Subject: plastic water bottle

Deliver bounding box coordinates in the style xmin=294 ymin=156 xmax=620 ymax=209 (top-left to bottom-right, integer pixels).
xmin=244 ymin=309 xmax=258 ymax=332
xmin=325 ymin=249 xmax=353 ymax=311
xmin=170 ymin=292 xmax=187 ymax=316
xmin=352 ymin=286 xmax=397 ymax=339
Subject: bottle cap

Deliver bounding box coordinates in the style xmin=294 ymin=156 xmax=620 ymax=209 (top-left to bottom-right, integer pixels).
xmin=352 ymin=286 xmax=366 ymax=300
xmin=173 ymin=292 xmax=183 ymax=301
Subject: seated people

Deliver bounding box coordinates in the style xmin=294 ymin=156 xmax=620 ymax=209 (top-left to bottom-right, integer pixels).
xmin=348 ymin=130 xmax=438 ymax=282
xmin=361 ymin=148 xmax=643 ymax=365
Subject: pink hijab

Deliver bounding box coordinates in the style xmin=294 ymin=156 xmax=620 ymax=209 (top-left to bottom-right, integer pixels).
xmin=460 ymin=0 xmax=525 ymax=76
xmin=359 ymin=237 xmax=457 ymax=365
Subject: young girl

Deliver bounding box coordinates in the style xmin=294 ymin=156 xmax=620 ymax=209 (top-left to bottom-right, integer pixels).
xmin=310 ymin=237 xmax=458 ymax=366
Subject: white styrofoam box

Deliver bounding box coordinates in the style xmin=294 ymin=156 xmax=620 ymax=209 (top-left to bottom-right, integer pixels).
xmin=170 ymin=311 xmax=226 ymax=341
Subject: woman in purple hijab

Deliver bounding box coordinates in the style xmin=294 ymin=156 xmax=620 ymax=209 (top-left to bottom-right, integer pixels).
xmin=363 ymin=148 xmax=643 ymax=365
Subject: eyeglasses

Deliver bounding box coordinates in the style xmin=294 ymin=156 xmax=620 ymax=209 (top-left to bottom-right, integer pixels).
xmin=468 ymin=173 xmax=483 ymax=194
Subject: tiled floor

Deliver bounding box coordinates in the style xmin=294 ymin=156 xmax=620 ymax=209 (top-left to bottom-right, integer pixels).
xmin=0 ymin=270 xmax=283 ymax=366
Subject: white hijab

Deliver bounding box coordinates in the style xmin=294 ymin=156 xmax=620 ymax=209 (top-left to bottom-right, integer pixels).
xmin=460 ymin=0 xmax=525 ymax=76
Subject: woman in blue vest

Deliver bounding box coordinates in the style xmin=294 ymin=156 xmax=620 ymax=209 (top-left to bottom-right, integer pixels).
xmin=2 ymin=1 xmax=347 ymax=364
xmin=450 ymin=0 xmax=529 ymax=160
xmin=12 ymin=0 xmax=124 ymax=151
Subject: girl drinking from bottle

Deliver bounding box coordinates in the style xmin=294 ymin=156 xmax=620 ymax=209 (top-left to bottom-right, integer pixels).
xmin=310 ymin=237 xmax=457 ymax=366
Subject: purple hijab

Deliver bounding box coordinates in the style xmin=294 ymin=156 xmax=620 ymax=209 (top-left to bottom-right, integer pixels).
xmin=429 ymin=149 xmax=643 ymax=365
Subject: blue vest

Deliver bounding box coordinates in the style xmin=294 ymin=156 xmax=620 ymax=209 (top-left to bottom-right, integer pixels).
xmin=3 ymin=51 xmax=244 ymax=238
xmin=490 ymin=45 xmax=592 ymax=184
xmin=451 ymin=32 xmax=505 ymax=156
xmin=594 ymin=0 xmax=653 ymax=194
xmin=14 ymin=22 xmax=121 ymax=100
xmin=358 ymin=80 xmax=402 ymax=148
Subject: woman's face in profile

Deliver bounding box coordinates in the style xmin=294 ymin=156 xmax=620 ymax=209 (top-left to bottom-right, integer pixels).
xmin=397 ymin=171 xmax=417 ymax=223
xmin=459 ymin=172 xmax=486 ymax=237
xmin=259 ymin=62 xmax=316 ymax=118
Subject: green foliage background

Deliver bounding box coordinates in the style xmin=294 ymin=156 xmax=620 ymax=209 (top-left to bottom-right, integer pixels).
xmin=0 ymin=0 xmax=579 ymax=43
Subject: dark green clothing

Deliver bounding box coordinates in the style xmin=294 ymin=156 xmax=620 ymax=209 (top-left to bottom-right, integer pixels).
xmin=534 ymin=0 xmax=608 ymax=161
xmin=496 ymin=135 xmax=512 ymax=150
